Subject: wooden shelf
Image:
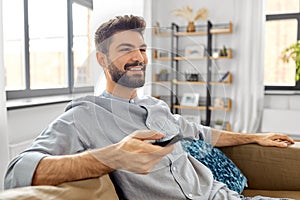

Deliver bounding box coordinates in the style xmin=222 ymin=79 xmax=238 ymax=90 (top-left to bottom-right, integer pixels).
xmin=173 ymin=80 xmax=206 ymax=85
xmin=154 ymin=22 xmax=233 ymax=37
xmin=154 ymin=57 xmax=170 ymax=61
xmin=173 ymin=73 xmax=232 ymax=85
xmin=174 ymin=56 xmax=205 ymax=60
xmin=153 ymin=49 xmax=232 ymax=61
xmin=175 ymin=99 xmax=232 ymax=111
xmin=174 ymin=22 xmax=233 ymax=36
xmin=210 ymin=22 xmax=233 ymax=34
xmin=208 ymin=106 xmax=231 ymax=111
xmin=174 ymin=102 xmax=231 ymax=111
xmin=153 ymin=22 xmax=233 ymax=37
xmin=174 ymin=49 xmax=232 ymax=60
xmin=154 ymin=32 xmax=171 ymax=37
xmin=174 ymin=31 xmax=207 ymax=36
xmin=174 ymin=105 xmax=206 ymax=110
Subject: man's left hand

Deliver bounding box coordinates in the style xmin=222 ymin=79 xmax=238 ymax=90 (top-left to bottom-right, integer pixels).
xmin=255 ymin=133 xmax=295 ymax=147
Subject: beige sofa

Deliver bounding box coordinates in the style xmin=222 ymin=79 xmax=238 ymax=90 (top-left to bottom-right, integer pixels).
xmin=1 ymin=142 xmax=300 ymax=200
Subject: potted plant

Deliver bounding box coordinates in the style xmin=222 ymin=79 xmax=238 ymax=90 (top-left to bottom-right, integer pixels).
xmin=214 ymin=120 xmax=224 ymax=130
xmin=158 ymin=69 xmax=169 ymax=81
xmin=281 ymin=40 xmax=300 ymax=87
xmin=171 ymin=6 xmax=208 ymax=32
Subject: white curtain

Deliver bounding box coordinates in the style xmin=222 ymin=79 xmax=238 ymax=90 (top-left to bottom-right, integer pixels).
xmin=0 ymin=0 xmax=10 ymax=190
xmin=231 ymin=0 xmax=265 ymax=133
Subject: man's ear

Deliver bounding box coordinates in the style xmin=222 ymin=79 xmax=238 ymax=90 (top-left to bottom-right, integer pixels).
xmin=96 ymin=52 xmax=107 ymax=68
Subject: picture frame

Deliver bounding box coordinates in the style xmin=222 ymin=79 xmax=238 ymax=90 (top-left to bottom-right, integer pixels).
xmin=184 ymin=45 xmax=205 ymax=58
xmin=182 ymin=115 xmax=201 ymax=124
xmin=154 ymin=49 xmax=169 ymax=59
xmin=181 ymin=93 xmax=200 ymax=106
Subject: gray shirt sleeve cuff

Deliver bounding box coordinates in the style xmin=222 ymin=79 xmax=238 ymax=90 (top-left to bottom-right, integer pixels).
xmin=5 ymin=152 xmax=48 ymax=188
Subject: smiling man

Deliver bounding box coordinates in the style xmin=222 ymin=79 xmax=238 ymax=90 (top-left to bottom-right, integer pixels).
xmin=4 ymin=15 xmax=294 ymax=200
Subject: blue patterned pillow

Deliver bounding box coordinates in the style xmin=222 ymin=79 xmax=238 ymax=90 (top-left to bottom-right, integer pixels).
xmin=181 ymin=139 xmax=247 ymax=194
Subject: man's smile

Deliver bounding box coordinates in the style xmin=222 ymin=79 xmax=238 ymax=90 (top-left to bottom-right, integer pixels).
xmin=124 ymin=62 xmax=146 ymax=72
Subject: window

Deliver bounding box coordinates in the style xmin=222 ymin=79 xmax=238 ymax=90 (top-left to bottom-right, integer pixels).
xmin=264 ymin=0 xmax=300 ymax=90
xmin=3 ymin=0 xmax=93 ymax=99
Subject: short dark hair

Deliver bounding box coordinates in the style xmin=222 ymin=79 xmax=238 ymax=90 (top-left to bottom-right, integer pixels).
xmin=94 ymin=15 xmax=146 ymax=53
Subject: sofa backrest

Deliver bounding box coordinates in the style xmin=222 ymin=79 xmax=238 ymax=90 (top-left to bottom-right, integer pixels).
xmin=220 ymin=142 xmax=300 ymax=190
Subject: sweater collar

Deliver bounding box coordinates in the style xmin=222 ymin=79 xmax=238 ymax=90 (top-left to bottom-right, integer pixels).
xmin=101 ymin=90 xmax=139 ymax=104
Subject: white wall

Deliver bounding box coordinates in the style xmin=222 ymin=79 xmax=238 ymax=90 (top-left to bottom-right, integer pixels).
xmin=151 ymin=0 xmax=235 ymax=27
xmin=7 ymin=103 xmax=67 ymax=148
xmin=262 ymin=94 xmax=300 ymax=139
xmin=0 ymin=0 xmax=10 ymax=190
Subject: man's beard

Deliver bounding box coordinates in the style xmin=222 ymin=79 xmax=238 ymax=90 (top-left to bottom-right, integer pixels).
xmin=107 ymin=61 xmax=146 ymax=88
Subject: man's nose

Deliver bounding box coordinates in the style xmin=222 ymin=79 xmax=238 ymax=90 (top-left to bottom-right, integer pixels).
xmin=131 ymin=49 xmax=145 ymax=62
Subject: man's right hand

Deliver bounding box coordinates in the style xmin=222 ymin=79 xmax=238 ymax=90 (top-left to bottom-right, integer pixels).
xmin=90 ymin=130 xmax=174 ymax=174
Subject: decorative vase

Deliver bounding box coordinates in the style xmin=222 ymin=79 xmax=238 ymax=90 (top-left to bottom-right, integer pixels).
xmin=187 ymin=21 xmax=195 ymax=32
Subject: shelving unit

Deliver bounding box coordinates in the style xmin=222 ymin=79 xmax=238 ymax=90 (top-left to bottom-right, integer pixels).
xmin=170 ymin=21 xmax=233 ymax=130
xmin=152 ymin=21 xmax=233 ymax=131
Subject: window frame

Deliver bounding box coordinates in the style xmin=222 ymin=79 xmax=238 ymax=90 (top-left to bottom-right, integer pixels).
xmin=265 ymin=12 xmax=300 ymax=91
xmin=5 ymin=0 xmax=93 ymax=100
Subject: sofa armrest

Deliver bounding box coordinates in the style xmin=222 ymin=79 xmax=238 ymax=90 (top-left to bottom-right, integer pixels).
xmin=0 ymin=175 xmax=119 ymax=200
xmin=219 ymin=142 xmax=300 ymax=191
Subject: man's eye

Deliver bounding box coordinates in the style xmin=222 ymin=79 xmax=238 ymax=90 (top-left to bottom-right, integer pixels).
xmin=140 ymin=48 xmax=146 ymax=53
xmin=120 ymin=48 xmax=132 ymax=52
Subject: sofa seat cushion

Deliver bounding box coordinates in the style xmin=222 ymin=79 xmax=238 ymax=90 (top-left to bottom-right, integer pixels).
xmin=243 ymin=189 xmax=300 ymax=199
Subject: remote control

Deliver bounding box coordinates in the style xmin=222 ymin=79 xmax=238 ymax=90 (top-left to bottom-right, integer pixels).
xmin=151 ymin=134 xmax=193 ymax=147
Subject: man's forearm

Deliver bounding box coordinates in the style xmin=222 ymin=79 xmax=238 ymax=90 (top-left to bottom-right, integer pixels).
xmin=211 ymin=129 xmax=294 ymax=148
xmin=211 ymin=129 xmax=258 ymax=147
xmin=32 ymin=151 xmax=114 ymax=186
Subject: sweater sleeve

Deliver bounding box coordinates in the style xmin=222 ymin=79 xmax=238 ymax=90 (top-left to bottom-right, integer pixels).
xmin=4 ymin=109 xmax=87 ymax=189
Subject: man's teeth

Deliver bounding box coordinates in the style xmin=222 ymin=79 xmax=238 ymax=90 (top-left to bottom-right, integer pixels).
xmin=128 ymin=67 xmax=142 ymax=71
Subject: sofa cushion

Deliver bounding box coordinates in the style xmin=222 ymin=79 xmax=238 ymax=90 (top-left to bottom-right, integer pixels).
xmin=220 ymin=142 xmax=300 ymax=191
xmin=181 ymin=139 xmax=247 ymax=194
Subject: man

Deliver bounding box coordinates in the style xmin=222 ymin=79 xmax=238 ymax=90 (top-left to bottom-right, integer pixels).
xmin=5 ymin=15 xmax=294 ymax=199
